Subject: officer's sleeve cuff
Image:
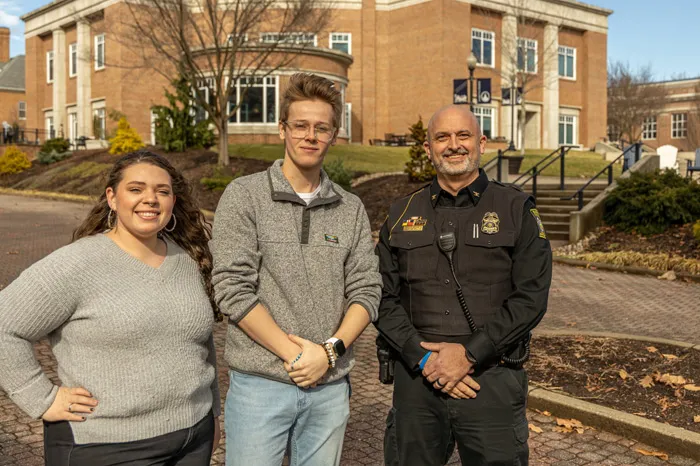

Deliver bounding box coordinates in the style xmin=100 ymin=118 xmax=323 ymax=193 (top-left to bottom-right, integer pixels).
xmin=462 ymin=330 xmax=498 ymax=367
xmin=400 ymin=334 xmax=427 ymax=371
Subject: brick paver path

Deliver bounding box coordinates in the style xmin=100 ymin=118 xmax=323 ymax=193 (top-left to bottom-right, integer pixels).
xmin=1 ymin=194 xmax=698 ymax=465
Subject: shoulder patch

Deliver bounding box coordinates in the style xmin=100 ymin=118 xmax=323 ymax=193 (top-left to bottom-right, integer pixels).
xmin=530 ymin=208 xmax=547 ymax=239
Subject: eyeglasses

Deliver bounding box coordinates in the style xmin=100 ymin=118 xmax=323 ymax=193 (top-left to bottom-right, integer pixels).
xmin=282 ymin=120 xmax=335 ymax=142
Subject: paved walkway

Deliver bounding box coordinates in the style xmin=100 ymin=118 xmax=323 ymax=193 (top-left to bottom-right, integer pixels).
xmin=0 ymin=194 xmax=698 ymax=466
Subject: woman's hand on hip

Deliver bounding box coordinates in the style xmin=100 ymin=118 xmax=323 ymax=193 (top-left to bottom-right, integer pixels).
xmin=41 ymin=386 xmax=98 ymax=422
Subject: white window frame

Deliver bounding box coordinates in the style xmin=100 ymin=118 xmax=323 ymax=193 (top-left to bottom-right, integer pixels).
xmin=259 ymin=32 xmax=317 ymax=46
xmin=641 ymin=116 xmax=657 ymax=140
xmin=517 ymin=38 xmax=538 ymax=74
xmin=329 ymin=33 xmax=352 ymax=55
xmin=671 ymin=113 xmax=687 ymax=139
xmin=45 ymin=111 xmax=54 ymax=138
xmin=68 ymin=109 xmax=78 ymax=141
xmin=471 ymin=28 xmax=495 ymax=67
xmin=227 ymin=33 xmax=249 ymax=46
xmin=46 ymin=51 xmax=54 ymax=83
xmin=559 ymin=114 xmax=577 ymax=146
xmin=94 ymin=34 xmax=105 ymax=70
xmin=227 ymin=75 xmax=279 ymax=125
xmin=345 ymin=102 xmax=352 ymax=141
xmin=474 ymin=106 xmax=496 ymax=140
xmin=558 ymin=46 xmax=576 ymax=80
xmin=18 ymin=101 xmax=26 ymax=120
xmin=69 ymin=43 xmax=78 ymax=78
xmin=92 ymin=103 xmax=106 ymax=140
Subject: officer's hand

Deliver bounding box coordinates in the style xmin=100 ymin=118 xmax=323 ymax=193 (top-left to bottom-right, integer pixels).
xmin=284 ymin=334 xmax=329 ymax=388
xmin=420 ymin=342 xmax=474 ymax=392
xmin=445 ymin=375 xmax=481 ymax=399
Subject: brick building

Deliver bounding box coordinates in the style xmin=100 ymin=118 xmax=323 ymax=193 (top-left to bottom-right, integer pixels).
xmin=635 ymin=77 xmax=700 ymax=152
xmin=21 ymin=0 xmax=611 ymax=148
xmin=0 ymin=27 xmax=26 ymax=133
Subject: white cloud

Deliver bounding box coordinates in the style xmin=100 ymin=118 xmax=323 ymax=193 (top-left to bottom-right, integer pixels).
xmin=0 ymin=11 xmax=21 ymax=27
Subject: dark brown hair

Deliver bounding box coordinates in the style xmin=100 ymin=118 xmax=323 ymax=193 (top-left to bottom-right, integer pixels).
xmin=73 ymin=150 xmax=222 ymax=322
xmin=279 ymin=73 xmax=343 ymax=128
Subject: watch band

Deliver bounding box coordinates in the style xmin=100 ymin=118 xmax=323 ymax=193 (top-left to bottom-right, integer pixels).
xmin=323 ymin=342 xmax=337 ymax=368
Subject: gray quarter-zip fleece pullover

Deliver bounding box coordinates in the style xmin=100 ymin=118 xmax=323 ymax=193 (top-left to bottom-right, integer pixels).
xmin=211 ymin=159 xmax=382 ymax=384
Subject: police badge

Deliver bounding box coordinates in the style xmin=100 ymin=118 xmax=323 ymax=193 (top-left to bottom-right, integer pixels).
xmin=481 ymin=212 xmax=500 ymax=234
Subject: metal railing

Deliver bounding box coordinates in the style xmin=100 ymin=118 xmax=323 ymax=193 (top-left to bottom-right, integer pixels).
xmin=482 ymin=148 xmax=511 ymax=182
xmin=0 ymin=128 xmax=59 ymax=145
xmin=511 ymin=146 xmax=576 ymax=198
xmin=561 ymin=142 xmax=642 ymax=210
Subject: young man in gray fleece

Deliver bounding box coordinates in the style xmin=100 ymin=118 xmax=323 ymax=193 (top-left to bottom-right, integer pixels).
xmin=210 ymin=73 xmax=382 ymax=466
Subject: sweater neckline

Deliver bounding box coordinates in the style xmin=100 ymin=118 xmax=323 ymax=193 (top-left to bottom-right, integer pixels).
xmin=97 ymin=233 xmax=180 ymax=280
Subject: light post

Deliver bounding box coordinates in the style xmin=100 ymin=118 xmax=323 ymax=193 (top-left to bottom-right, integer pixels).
xmin=507 ymin=81 xmax=516 ymax=152
xmin=467 ymin=52 xmax=478 ymax=112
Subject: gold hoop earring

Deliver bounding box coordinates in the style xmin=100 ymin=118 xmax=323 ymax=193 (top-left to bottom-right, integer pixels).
xmin=165 ymin=213 xmax=177 ymax=233
xmin=107 ymin=209 xmax=116 ymax=229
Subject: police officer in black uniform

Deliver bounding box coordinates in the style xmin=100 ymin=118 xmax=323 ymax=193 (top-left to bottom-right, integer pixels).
xmin=375 ymin=105 xmax=552 ymax=465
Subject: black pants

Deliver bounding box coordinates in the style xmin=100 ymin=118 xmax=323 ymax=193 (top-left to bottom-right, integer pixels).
xmin=44 ymin=411 xmax=215 ymax=466
xmin=386 ymin=362 xmax=529 ymax=466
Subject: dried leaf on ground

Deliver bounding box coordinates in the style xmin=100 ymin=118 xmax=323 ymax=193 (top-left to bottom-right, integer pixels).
xmin=683 ymin=384 xmax=700 ymax=392
xmin=653 ymin=372 xmax=688 ymax=387
xmin=639 ymin=375 xmax=654 ymax=388
xmin=619 ymin=369 xmax=629 ymax=380
xmin=555 ymin=418 xmax=585 ymax=433
xmin=646 ymin=346 xmax=658 ymax=353
xmin=635 ymin=449 xmax=669 ymax=461
xmin=535 ymin=409 xmax=551 ymax=417
xmin=661 ymin=353 xmax=679 ymax=360
xmin=694 ymin=415 xmax=700 ymax=423
xmin=528 ymin=423 xmax=543 ymax=433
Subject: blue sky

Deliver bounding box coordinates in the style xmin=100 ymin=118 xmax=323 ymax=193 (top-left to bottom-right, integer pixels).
xmin=2 ymin=0 xmax=699 ymax=80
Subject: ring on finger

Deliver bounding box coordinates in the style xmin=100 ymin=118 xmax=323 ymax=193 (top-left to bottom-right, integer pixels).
xmin=435 ymin=379 xmax=445 ymax=388
xmin=67 ymin=403 xmax=74 ymax=413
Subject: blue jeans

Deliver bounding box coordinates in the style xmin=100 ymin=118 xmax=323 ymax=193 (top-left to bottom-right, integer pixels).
xmin=225 ymin=370 xmax=350 ymax=466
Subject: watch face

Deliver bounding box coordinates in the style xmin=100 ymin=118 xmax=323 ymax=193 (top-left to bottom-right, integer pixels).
xmin=334 ymin=340 xmax=346 ymax=358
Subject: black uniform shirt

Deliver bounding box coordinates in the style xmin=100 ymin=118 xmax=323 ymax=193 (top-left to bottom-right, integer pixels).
xmin=375 ymin=172 xmax=552 ymax=369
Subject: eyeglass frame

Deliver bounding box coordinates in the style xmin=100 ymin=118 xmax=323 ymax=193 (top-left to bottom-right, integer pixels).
xmin=281 ymin=120 xmax=337 ymax=143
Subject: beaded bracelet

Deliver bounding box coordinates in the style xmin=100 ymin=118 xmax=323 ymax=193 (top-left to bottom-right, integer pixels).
xmin=290 ymin=351 xmax=303 ymax=369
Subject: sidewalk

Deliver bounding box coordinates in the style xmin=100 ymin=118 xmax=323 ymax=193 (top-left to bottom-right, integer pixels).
xmin=1 ymin=194 xmax=699 ymax=465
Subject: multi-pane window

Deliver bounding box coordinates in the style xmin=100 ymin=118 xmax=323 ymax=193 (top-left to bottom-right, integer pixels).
xmin=45 ymin=114 xmax=54 ymax=137
xmin=46 ymin=51 xmax=54 ymax=83
xmin=474 ymin=107 xmax=493 ymax=139
xmin=227 ymin=76 xmax=278 ymax=124
xmin=69 ymin=43 xmax=77 ymax=77
xmin=329 ymin=33 xmax=351 ymax=54
xmin=18 ymin=101 xmax=26 ymax=120
xmin=69 ymin=111 xmax=78 ymax=141
xmin=260 ymin=32 xmax=316 ymax=46
xmin=93 ymin=107 xmax=106 ymax=139
xmin=672 ymin=113 xmax=687 ymax=138
xmin=642 ymin=117 xmax=657 ymax=140
xmin=558 ymin=46 xmax=575 ymax=79
xmin=471 ymin=29 xmax=495 ymax=67
xmin=94 ymin=34 xmax=105 ymax=70
xmin=195 ymin=77 xmax=216 ymax=123
xmin=227 ymin=33 xmax=248 ymax=46
xmin=559 ymin=115 xmax=576 ymax=145
xmin=517 ymin=38 xmax=537 ymax=74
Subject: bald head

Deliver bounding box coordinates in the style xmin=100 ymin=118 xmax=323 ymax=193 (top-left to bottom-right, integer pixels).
xmin=427 ymin=105 xmax=481 ymax=139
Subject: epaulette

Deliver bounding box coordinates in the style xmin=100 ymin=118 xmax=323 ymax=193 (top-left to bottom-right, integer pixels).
xmin=492 ymin=180 xmax=523 ymax=192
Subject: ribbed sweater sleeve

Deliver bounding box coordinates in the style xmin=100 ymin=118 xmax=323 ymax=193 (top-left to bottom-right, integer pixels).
xmin=210 ymin=181 xmax=262 ymax=323
xmin=206 ymin=334 xmax=221 ymax=417
xmin=0 ymin=261 xmax=76 ymax=419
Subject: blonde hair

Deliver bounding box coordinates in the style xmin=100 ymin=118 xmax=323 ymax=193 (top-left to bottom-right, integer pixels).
xmin=280 ymin=73 xmax=343 ymax=128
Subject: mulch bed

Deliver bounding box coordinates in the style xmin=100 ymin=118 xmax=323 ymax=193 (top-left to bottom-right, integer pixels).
xmin=352 ymin=174 xmax=426 ymax=231
xmin=528 ymin=336 xmax=700 ymax=433
xmin=584 ymin=225 xmax=699 ymax=261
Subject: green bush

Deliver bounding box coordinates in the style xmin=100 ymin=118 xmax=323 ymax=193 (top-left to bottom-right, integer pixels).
xmin=324 ymin=157 xmax=354 ymax=192
xmin=603 ymin=170 xmax=700 ymax=235
xmin=404 ymin=116 xmax=434 ymax=182
xmin=41 ymin=138 xmax=71 ymax=154
xmin=0 ymin=146 xmax=31 ymax=174
xmin=200 ymin=168 xmax=241 ymax=192
xmin=36 ymin=150 xmax=72 ymax=165
xmin=693 ymin=220 xmax=700 ymax=242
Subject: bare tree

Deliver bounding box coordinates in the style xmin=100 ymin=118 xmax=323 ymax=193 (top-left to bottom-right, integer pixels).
xmin=474 ymin=0 xmax=561 ymax=154
xmin=607 ymin=61 xmax=666 ymax=144
xmin=116 ymin=0 xmax=331 ymax=166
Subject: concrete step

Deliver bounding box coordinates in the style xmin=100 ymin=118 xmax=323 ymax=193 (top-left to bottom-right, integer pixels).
xmin=539 ymin=212 xmax=570 ymax=223
xmin=532 ymin=192 xmax=600 ymax=201
xmin=535 ymin=199 xmax=589 ymax=208
xmin=517 ymin=182 xmax=610 ymax=191
xmin=544 ymin=229 xmax=569 ymax=241
xmin=535 ymin=205 xmax=580 ymax=214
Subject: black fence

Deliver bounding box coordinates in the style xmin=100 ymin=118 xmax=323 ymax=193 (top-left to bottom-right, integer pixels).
xmin=1 ymin=127 xmax=60 ymax=146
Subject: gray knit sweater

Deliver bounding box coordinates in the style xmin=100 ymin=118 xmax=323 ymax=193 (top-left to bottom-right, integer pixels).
xmin=211 ymin=159 xmax=382 ymax=384
xmin=0 ymin=234 xmax=220 ymax=444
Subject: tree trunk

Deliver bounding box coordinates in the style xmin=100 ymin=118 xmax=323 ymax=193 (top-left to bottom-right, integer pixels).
xmin=218 ymin=118 xmax=229 ymax=167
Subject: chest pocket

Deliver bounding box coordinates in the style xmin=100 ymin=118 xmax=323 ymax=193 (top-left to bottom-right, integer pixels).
xmin=461 ymin=228 xmax=515 ymax=284
xmin=389 ymin=230 xmax=437 ymax=283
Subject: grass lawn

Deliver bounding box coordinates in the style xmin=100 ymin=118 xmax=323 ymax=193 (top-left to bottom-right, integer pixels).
xmin=230 ymin=144 xmax=618 ymax=178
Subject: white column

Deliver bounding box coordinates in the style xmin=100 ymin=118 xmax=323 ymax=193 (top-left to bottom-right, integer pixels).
xmin=543 ymin=23 xmax=560 ymax=149
xmin=76 ymin=19 xmax=92 ymax=138
xmin=501 ymin=13 xmax=517 ymax=145
xmin=52 ymin=28 xmax=67 ymax=138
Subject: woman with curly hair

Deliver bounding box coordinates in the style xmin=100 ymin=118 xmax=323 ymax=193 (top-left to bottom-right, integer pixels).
xmin=0 ymin=150 xmax=222 ymax=465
